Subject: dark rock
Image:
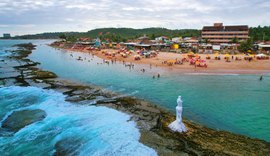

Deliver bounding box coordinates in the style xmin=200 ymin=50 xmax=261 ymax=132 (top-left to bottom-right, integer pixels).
xmin=1 ymin=109 xmax=46 ymax=133
xmin=71 ymin=89 xmax=85 ymax=95
xmin=65 ymin=95 xmax=84 ymax=102
xmin=13 ymin=43 xmax=36 ymax=50
xmin=54 ymin=137 xmax=82 ymax=156
xmin=53 ymin=87 xmax=73 ymax=94
xmin=140 ymin=130 xmax=187 ymax=156
xmin=31 ymin=70 xmax=57 ymax=79
xmin=11 ymin=49 xmax=32 ymax=59
xmin=96 ymin=98 xmax=116 ymax=104
xmin=113 ymin=97 xmax=137 ymax=108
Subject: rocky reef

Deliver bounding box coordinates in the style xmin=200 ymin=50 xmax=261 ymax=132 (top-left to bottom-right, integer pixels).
xmin=1 ymin=109 xmax=46 ymax=133
xmin=0 ymin=43 xmax=269 ymax=155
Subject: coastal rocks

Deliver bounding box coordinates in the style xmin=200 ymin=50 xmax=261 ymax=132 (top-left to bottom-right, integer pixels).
xmin=1 ymin=109 xmax=46 ymax=133
xmin=65 ymin=95 xmax=84 ymax=102
xmin=11 ymin=49 xmax=32 ymax=59
xmin=31 ymin=70 xmax=57 ymax=79
xmin=54 ymin=137 xmax=81 ymax=156
xmin=140 ymin=130 xmax=188 ymax=156
xmin=13 ymin=43 xmax=36 ymax=51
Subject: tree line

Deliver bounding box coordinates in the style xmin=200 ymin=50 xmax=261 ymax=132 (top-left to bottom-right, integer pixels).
xmin=6 ymin=26 xmax=270 ymax=45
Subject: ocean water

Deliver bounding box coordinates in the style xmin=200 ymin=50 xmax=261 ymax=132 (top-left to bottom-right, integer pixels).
xmin=1 ymin=40 xmax=270 ymax=142
xmin=0 ymin=86 xmax=156 ymax=155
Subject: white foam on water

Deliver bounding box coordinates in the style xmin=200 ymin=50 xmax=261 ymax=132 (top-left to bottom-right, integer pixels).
xmin=0 ymin=86 xmax=157 ymax=156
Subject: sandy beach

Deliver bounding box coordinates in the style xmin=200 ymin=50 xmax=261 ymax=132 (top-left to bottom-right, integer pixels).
xmin=55 ymin=45 xmax=270 ymax=75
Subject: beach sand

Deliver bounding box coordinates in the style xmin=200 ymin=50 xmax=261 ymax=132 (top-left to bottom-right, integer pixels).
xmin=53 ymin=45 xmax=270 ymax=74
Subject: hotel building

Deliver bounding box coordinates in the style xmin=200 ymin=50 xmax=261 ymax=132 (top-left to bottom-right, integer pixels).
xmin=201 ymin=23 xmax=249 ymax=44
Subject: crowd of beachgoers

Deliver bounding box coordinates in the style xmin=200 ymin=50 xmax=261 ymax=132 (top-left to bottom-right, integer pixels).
xmin=50 ymin=41 xmax=270 ymax=74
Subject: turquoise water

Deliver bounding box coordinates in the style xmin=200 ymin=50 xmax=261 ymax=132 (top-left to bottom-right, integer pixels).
xmin=1 ymin=40 xmax=270 ymax=143
xmin=0 ymin=86 xmax=156 ymax=155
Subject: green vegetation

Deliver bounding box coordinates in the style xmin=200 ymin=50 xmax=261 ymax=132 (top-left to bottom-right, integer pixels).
xmin=8 ymin=26 xmax=270 ymax=43
xmin=11 ymin=28 xmax=200 ymax=42
xmin=58 ymin=34 xmax=67 ymax=40
xmin=231 ymin=37 xmax=239 ymax=43
xmin=249 ymin=26 xmax=270 ymax=41
xmin=238 ymin=38 xmax=253 ymax=52
xmin=11 ymin=32 xmax=81 ymax=40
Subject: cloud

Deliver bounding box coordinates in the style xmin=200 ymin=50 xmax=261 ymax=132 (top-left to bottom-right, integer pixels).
xmin=0 ymin=0 xmax=269 ymax=35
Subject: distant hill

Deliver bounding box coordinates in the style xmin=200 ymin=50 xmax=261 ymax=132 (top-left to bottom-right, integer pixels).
xmin=11 ymin=27 xmax=200 ymax=42
xmin=9 ymin=26 xmax=270 ymax=42
xmin=12 ymin=32 xmax=81 ymax=39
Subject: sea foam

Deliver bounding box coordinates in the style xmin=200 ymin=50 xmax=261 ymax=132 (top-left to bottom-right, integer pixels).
xmin=0 ymin=86 xmax=157 ymax=156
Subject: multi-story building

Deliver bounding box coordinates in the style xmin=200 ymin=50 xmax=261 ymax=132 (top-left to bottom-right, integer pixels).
xmin=201 ymin=23 xmax=249 ymax=44
xmin=3 ymin=33 xmax=11 ymax=39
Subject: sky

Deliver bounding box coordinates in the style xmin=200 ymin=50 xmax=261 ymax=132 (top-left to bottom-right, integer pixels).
xmin=0 ymin=0 xmax=269 ymax=36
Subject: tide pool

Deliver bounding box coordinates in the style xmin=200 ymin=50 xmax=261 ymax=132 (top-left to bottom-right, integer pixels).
xmin=1 ymin=40 xmax=270 ymax=142
xmin=0 ymin=86 xmax=156 ymax=155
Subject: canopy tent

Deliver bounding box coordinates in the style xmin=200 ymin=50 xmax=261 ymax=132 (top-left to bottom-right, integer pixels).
xmin=255 ymin=53 xmax=269 ymax=59
xmin=256 ymin=54 xmax=267 ymax=57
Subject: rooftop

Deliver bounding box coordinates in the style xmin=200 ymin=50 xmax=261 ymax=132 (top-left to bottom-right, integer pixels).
xmin=202 ymin=23 xmax=248 ymax=31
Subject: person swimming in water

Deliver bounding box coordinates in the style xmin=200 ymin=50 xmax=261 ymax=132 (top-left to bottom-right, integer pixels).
xmin=259 ymin=75 xmax=263 ymax=81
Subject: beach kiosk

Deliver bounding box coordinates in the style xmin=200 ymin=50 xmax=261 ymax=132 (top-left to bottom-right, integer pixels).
xmin=94 ymin=38 xmax=101 ymax=48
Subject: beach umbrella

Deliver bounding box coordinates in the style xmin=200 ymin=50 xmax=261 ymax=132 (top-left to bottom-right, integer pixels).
xmin=167 ymin=60 xmax=176 ymax=63
xmin=225 ymin=53 xmax=230 ymax=57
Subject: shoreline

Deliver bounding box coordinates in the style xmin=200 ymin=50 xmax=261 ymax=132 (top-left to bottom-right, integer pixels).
xmin=1 ymin=43 xmax=270 ymax=155
xmin=50 ymin=43 xmax=270 ymax=75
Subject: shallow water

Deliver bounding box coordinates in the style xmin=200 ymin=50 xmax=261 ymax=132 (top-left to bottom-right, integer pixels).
xmin=0 ymin=86 xmax=156 ymax=155
xmin=1 ymin=40 xmax=270 ymax=142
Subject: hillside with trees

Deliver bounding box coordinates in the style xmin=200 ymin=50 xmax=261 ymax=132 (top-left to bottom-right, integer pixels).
xmin=249 ymin=26 xmax=270 ymax=42
xmin=10 ymin=28 xmax=200 ymax=42
xmin=8 ymin=26 xmax=270 ymax=43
